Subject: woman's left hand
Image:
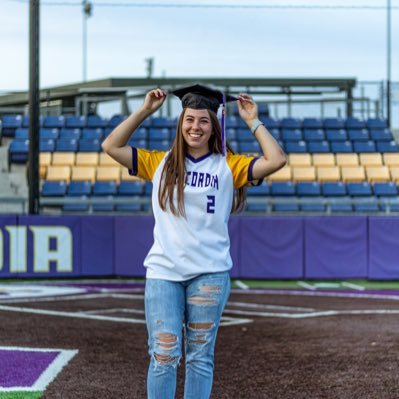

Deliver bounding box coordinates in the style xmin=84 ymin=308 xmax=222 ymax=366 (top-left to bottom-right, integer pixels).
xmin=237 ymin=93 xmax=258 ymax=126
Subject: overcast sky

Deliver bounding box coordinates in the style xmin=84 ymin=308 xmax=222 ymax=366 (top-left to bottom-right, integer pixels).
xmin=0 ymin=0 xmax=398 ymax=93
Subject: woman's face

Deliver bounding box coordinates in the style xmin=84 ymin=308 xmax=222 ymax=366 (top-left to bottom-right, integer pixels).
xmin=181 ymin=108 xmax=213 ymax=156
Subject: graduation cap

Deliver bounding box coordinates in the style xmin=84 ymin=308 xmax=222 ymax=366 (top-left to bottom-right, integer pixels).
xmin=172 ymin=84 xmax=238 ymax=155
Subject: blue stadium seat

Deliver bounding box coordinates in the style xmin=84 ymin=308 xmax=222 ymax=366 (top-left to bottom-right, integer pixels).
xmin=269 ymin=128 xmax=280 ymax=140
xmin=273 ymin=202 xmax=300 ymax=212
xmin=330 ymin=141 xmax=353 ymax=153
xmin=132 ymin=127 xmax=147 ymax=140
xmin=325 ymin=129 xmax=347 ymax=142
xmin=143 ymin=181 xmax=153 ymax=196
xmin=380 ymin=198 xmax=399 ymax=213
xmin=68 ymin=181 xmax=92 ymax=196
xmin=297 ymin=182 xmax=321 ymax=196
xmin=226 ymin=116 xmax=238 ymax=128
xmin=376 ymin=141 xmax=399 ymax=152
xmin=262 ymin=117 xmax=280 ymax=130
xmin=14 ymin=128 xmax=29 ymax=139
xmin=108 ymin=115 xmax=125 ymax=128
xmin=226 ymin=128 xmax=236 ymax=141
xmin=348 ymin=129 xmax=369 ymax=141
xmin=303 ymin=129 xmax=325 ymax=141
xmin=347 ymin=182 xmax=372 ymax=196
xmin=148 ymin=127 xmax=170 ymax=141
xmin=55 ymin=138 xmax=79 ymax=152
xmin=307 ymin=141 xmax=330 ymax=153
xmin=246 ymin=202 xmax=268 ymax=212
xmin=369 ymin=128 xmax=393 ymax=141
xmin=322 ymin=182 xmax=347 ymax=196
xmin=257 ymin=103 xmax=269 ymax=115
xmin=41 ymin=181 xmax=67 ymax=196
xmin=247 ymin=182 xmax=269 ymax=196
xmin=239 ymin=141 xmax=260 ymax=153
xmin=345 ymin=117 xmax=365 ymax=129
xmin=87 ymin=115 xmax=107 ymax=128
xmin=285 ymin=141 xmax=307 ymax=153
xmin=281 ymin=117 xmax=301 ymax=130
xmin=40 ymin=128 xmax=59 ymax=140
xmin=366 ymin=118 xmax=387 ymax=130
xmin=66 ymin=116 xmax=87 ymax=128
xmin=148 ymin=140 xmax=170 ymax=151
xmin=271 ymin=181 xmax=296 ymax=196
xmin=323 ymin=118 xmax=345 ymax=129
xmin=128 ymin=138 xmax=147 ymax=149
xmin=40 ymin=139 xmax=56 ymax=152
xmin=81 ymin=128 xmax=104 ymax=140
xmin=79 ymin=138 xmax=101 ymax=152
xmin=115 ymin=203 xmax=141 ymax=212
xmin=303 ymin=118 xmax=323 ymax=129
xmin=281 ymin=129 xmax=302 ymax=142
xmin=43 ymin=115 xmax=65 ymax=128
xmin=8 ymin=139 xmax=29 ymax=165
xmin=373 ymin=182 xmax=397 ymax=196
xmin=228 ymin=141 xmax=239 ymax=153
xmin=152 ymin=117 xmax=175 ymax=128
xmin=118 ymin=181 xmax=144 ymax=195
xmin=330 ymin=202 xmax=353 ymax=213
xmin=353 ymin=140 xmax=376 ymax=153
xmin=63 ymin=195 xmax=89 ymax=212
xmin=236 ymin=128 xmax=252 ymax=142
xmin=92 ymin=182 xmax=117 ymax=211
xmin=2 ymin=115 xmax=22 ymax=130
xmin=59 ymin=128 xmax=81 ymax=140
xmin=300 ymin=201 xmax=325 ymax=212
xmin=354 ymin=200 xmax=379 ymax=213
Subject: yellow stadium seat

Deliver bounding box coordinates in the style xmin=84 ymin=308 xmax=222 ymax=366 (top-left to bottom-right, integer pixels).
xmin=292 ymin=166 xmax=316 ymax=182
xmin=39 ymin=165 xmax=47 ymax=179
xmin=39 ymin=152 xmax=52 ymax=167
xmin=317 ymin=166 xmax=341 ymax=182
xmin=46 ymin=166 xmax=71 ymax=182
xmin=96 ymin=166 xmax=121 ymax=182
xmin=312 ymin=153 xmax=335 ymax=167
xmin=288 ymin=154 xmax=312 ymax=167
xmin=51 ymin=152 xmax=76 ymax=166
xmin=267 ymin=165 xmax=292 ymax=181
xmin=336 ymin=153 xmax=359 ymax=167
xmin=389 ymin=167 xmax=399 ymax=182
xmin=365 ymin=166 xmax=390 ymax=182
xmin=383 ymin=153 xmax=399 ymax=167
xmin=75 ymin=152 xmax=99 ymax=166
xmin=99 ymin=152 xmax=120 ymax=167
xmin=341 ymin=166 xmax=365 ymax=182
xmin=359 ymin=153 xmax=383 ymax=167
xmin=120 ymin=167 xmax=143 ymax=181
xmin=71 ymin=166 xmax=96 ymax=183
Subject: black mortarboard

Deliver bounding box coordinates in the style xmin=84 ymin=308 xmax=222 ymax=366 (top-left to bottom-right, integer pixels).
xmin=172 ymin=84 xmax=237 ymax=114
xmin=172 ymin=84 xmax=238 ymax=155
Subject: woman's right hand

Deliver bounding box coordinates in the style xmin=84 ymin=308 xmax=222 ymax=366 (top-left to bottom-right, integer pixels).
xmin=142 ymin=88 xmax=167 ymax=114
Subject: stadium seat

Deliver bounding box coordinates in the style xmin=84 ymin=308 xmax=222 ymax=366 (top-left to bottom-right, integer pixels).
xmin=373 ymin=182 xmax=397 ymax=196
xmin=336 ymin=153 xmax=359 ymax=166
xmin=312 ymin=153 xmax=335 ymax=167
xmin=81 ymin=128 xmax=104 ymax=140
xmin=307 ymin=141 xmax=330 ymax=153
xmin=87 ymin=115 xmax=107 ymax=128
xmin=262 ymin=117 xmax=280 ymax=130
xmin=268 ymin=128 xmax=280 ymax=140
xmin=345 ymin=117 xmax=365 ymax=129
xmin=14 ymin=128 xmax=29 ymax=139
xmin=348 ymin=129 xmax=369 ymax=141
xmin=46 ymin=166 xmax=71 ymax=182
xmin=247 ymin=182 xmax=269 ymax=196
xmin=323 ymin=118 xmax=345 ymax=129
xmin=330 ymin=202 xmax=353 ymax=213
xmin=303 ymin=129 xmax=325 ymax=141
xmin=239 ymin=141 xmax=260 ymax=153
xmin=41 ymin=181 xmax=67 ymax=197
xmin=43 ymin=115 xmax=65 ymax=128
xmin=115 ymin=203 xmax=142 ymax=213
xmin=67 ymin=181 xmax=92 ymax=196
xmin=365 ymin=166 xmax=390 ymax=182
xmin=51 ymin=152 xmax=75 ymax=167
xmin=55 ymin=138 xmax=79 ymax=152
xmin=65 ymin=116 xmax=87 ymax=128
xmin=63 ymin=195 xmax=90 ymax=212
xmin=108 ymin=115 xmax=125 ymax=128
xmin=297 ymin=182 xmax=321 ymax=196
xmin=303 ymin=118 xmax=323 ymax=129
xmin=288 ymin=153 xmax=312 ymax=167
xmin=152 ymin=117 xmax=175 ymax=128
xmin=383 ymin=153 xmax=399 ymax=167
xmin=79 ymin=138 xmax=101 ymax=152
xmin=389 ymin=167 xmax=399 ymax=182
xmin=325 ymin=129 xmax=347 ymax=142
xmin=330 ymin=141 xmax=353 ymax=153
xmin=267 ymin=165 xmax=292 ymax=181
xmin=236 ymin=128 xmax=252 ymax=142
xmin=353 ymin=141 xmax=376 ymax=153
xmin=148 ymin=140 xmax=170 ymax=151
xmin=317 ymin=166 xmax=341 ymax=182
xmin=226 ymin=128 xmax=236 ymax=141
xmin=377 ymin=141 xmax=399 ymax=153
xmin=99 ymin=152 xmax=120 ymax=167
xmin=143 ymin=181 xmax=153 ymax=196
xmin=39 ymin=152 xmax=52 ymax=179
xmin=354 ymin=200 xmax=379 ymax=213
xmin=300 ymin=201 xmax=326 ymax=212
xmin=118 ymin=180 xmax=144 ymax=195
xmin=93 ymin=181 xmax=117 ymax=195
xmin=40 ymin=128 xmax=59 ymax=140
xmin=59 ymin=128 xmax=81 ymax=140
xmin=128 ymin=138 xmax=147 ymax=149
xmin=148 ymin=127 xmax=170 ymax=141
xmin=341 ymin=166 xmax=365 ymax=182
xmin=1 ymin=114 xmax=22 ymax=138
xmin=281 ymin=117 xmax=301 ymax=129
xmin=75 ymin=152 xmax=99 ymax=166
xmin=270 ymin=181 xmax=296 ymax=196
xmin=285 ymin=141 xmax=307 ymax=153
xmin=322 ymin=182 xmax=347 ymax=196
xmin=226 ymin=116 xmax=238 ymax=128
xmin=273 ymin=202 xmax=300 ymax=212
xmin=292 ymin=166 xmax=316 ymax=182
xmin=369 ymin=128 xmax=393 ymax=141
xmin=71 ymin=166 xmax=96 ymax=183
xmin=347 ymin=182 xmax=372 ymax=196
xmin=8 ymin=139 xmax=29 ymax=166
xmin=359 ymin=153 xmax=382 ymax=167
xmin=281 ymin=129 xmax=302 ymax=142
xmin=96 ymin=166 xmax=121 ymax=182
xmin=366 ymin=118 xmax=387 ymax=130
xmin=40 ymin=139 xmax=56 ymax=152
xmin=246 ymin=202 xmax=268 ymax=213
xmin=120 ymin=167 xmax=141 ymax=181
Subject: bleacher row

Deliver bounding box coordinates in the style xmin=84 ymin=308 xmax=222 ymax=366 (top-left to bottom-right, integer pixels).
xmin=1 ymin=114 xmax=398 ymax=213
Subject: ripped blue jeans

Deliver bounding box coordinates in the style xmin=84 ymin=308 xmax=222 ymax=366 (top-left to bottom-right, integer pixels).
xmin=144 ymin=272 xmax=230 ymax=399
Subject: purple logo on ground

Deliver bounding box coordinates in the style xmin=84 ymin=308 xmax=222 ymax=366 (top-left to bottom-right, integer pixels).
xmin=0 ymin=347 xmax=78 ymax=393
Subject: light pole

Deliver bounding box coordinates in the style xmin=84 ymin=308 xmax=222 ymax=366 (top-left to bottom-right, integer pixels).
xmin=82 ymin=1 xmax=92 ymax=82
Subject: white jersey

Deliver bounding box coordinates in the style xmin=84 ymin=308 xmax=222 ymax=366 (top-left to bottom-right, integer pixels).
xmin=129 ymin=148 xmax=260 ymax=281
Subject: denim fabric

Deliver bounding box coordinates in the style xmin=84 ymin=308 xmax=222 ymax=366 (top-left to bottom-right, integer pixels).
xmin=145 ymin=272 xmax=231 ymax=399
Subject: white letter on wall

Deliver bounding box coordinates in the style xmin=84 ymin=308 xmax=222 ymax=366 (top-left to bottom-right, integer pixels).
xmin=5 ymin=226 xmax=27 ymax=272
xmin=30 ymin=226 xmax=73 ymax=273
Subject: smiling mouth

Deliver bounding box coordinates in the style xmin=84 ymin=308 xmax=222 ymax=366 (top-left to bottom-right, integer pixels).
xmin=188 ymin=132 xmax=203 ymax=138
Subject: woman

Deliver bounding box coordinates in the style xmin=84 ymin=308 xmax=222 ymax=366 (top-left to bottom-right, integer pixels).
xmin=101 ymin=84 xmax=286 ymax=399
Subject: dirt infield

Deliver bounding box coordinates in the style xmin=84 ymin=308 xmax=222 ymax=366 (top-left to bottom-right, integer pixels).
xmin=2 ymin=284 xmax=399 ymax=398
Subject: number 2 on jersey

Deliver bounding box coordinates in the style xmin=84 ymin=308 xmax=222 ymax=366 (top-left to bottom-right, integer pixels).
xmin=207 ymin=195 xmax=215 ymax=214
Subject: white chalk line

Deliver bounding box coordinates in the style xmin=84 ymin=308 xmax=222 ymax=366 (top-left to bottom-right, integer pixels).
xmin=235 ymin=280 xmax=249 ymax=290
xmin=297 ymin=281 xmax=316 ymax=290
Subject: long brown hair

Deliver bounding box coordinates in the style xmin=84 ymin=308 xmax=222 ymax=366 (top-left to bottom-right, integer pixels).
xmin=158 ymin=108 xmax=246 ymax=216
